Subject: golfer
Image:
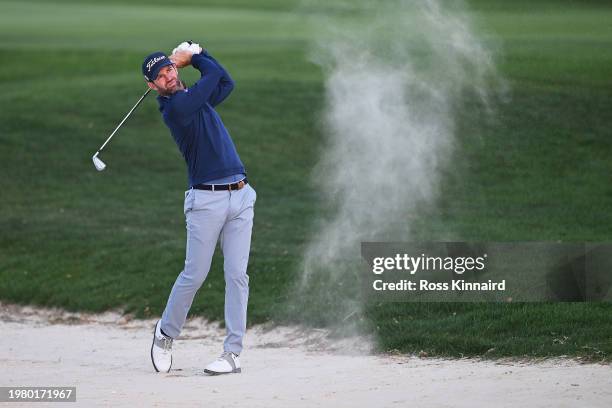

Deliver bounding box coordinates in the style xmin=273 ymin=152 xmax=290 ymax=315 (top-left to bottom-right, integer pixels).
xmin=143 ymin=42 xmax=256 ymax=375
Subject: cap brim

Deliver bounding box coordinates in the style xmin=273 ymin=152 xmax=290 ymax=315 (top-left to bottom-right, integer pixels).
xmin=148 ymin=59 xmax=174 ymax=82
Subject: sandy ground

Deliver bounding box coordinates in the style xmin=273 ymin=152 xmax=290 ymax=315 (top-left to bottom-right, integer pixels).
xmin=0 ymin=303 xmax=610 ymax=408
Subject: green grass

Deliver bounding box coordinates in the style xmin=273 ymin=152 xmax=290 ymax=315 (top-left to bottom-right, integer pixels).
xmin=1 ymin=0 xmax=611 ymax=362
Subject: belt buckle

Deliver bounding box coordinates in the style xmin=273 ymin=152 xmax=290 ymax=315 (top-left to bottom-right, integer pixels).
xmin=228 ymin=180 xmax=245 ymax=191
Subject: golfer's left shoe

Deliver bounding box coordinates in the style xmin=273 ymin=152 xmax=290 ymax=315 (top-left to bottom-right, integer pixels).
xmin=151 ymin=320 xmax=173 ymax=373
xmin=204 ymin=351 xmax=241 ymax=375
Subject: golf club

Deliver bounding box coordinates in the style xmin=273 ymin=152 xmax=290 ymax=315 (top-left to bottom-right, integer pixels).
xmin=92 ymin=88 xmax=152 ymax=171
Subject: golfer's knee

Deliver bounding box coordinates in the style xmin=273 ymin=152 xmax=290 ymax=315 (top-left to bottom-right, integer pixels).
xmin=225 ymin=271 xmax=249 ymax=289
xmin=180 ymin=267 xmax=208 ymax=289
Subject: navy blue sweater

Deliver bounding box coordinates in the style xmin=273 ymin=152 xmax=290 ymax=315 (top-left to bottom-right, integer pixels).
xmin=157 ymin=51 xmax=245 ymax=187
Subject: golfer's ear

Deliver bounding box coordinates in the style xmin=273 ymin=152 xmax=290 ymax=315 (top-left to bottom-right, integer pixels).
xmin=146 ymin=81 xmax=157 ymax=91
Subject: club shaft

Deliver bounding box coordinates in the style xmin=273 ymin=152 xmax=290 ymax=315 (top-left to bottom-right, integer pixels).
xmin=97 ymin=88 xmax=152 ymax=153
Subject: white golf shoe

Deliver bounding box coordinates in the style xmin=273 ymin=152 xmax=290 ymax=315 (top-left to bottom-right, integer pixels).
xmin=151 ymin=320 xmax=173 ymax=373
xmin=204 ymin=351 xmax=241 ymax=375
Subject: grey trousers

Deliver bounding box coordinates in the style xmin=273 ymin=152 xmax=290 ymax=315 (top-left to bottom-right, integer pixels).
xmin=160 ymin=184 xmax=256 ymax=355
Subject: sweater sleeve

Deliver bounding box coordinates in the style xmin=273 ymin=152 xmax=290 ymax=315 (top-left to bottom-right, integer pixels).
xmin=201 ymin=51 xmax=235 ymax=107
xmin=169 ymin=53 xmax=223 ymax=119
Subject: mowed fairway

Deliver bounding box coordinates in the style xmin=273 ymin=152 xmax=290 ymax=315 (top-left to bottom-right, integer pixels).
xmin=1 ymin=0 xmax=611 ymax=361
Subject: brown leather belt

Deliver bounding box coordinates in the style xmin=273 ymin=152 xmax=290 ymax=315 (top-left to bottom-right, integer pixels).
xmin=192 ymin=178 xmax=248 ymax=191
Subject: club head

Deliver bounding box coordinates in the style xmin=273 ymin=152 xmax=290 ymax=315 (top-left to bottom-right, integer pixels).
xmin=92 ymin=152 xmax=106 ymax=171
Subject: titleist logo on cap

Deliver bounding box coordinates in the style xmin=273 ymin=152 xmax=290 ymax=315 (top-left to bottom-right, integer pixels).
xmin=146 ymin=55 xmax=166 ymax=72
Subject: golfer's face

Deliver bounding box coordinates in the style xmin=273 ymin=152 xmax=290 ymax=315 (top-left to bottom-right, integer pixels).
xmin=153 ymin=65 xmax=179 ymax=93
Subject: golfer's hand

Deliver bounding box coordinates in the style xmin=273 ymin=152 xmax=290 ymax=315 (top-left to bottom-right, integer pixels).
xmin=170 ymin=50 xmax=193 ymax=69
xmin=173 ymin=41 xmax=202 ymax=55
